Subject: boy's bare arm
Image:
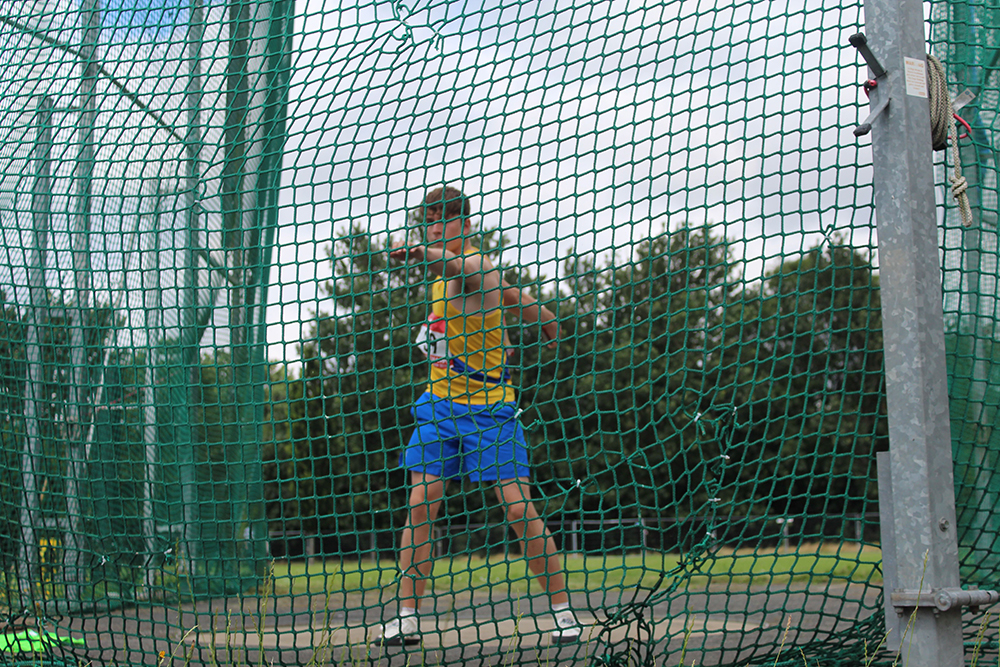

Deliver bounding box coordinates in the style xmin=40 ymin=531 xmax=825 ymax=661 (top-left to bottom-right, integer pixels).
xmin=502 ymin=282 xmax=558 ymax=346
xmin=389 ymin=243 xmax=503 ymax=297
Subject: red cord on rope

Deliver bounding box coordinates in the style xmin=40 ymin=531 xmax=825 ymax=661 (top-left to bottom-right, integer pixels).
xmin=953 ymin=112 xmax=972 ymax=140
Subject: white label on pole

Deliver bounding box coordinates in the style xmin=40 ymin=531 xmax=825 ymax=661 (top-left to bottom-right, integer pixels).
xmin=904 ymin=57 xmax=928 ymax=98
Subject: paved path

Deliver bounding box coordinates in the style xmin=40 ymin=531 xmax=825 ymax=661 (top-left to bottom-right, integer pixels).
xmin=53 ymin=581 xmax=890 ymax=665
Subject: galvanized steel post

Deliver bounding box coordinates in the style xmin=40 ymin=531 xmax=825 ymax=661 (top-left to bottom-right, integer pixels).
xmin=859 ymin=0 xmax=964 ymax=663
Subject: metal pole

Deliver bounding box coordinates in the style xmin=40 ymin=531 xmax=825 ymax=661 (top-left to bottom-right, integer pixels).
xmin=859 ymin=0 xmax=964 ymax=662
xmin=248 ymin=0 xmax=295 ymax=573
xmin=19 ymin=95 xmax=54 ymax=602
xmin=63 ymin=0 xmax=101 ymax=606
xmin=141 ymin=186 xmax=165 ymax=593
xmin=223 ymin=0 xmax=266 ymax=581
xmin=176 ymin=0 xmax=205 ymax=587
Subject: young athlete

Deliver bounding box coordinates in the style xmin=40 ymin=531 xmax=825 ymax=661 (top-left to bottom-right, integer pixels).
xmin=378 ymin=186 xmax=581 ymax=646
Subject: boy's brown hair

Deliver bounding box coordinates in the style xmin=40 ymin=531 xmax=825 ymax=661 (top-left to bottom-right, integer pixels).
xmin=418 ymin=186 xmax=471 ymax=220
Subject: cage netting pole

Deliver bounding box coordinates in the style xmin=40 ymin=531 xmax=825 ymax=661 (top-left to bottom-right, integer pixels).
xmin=18 ymin=94 xmax=54 ymax=608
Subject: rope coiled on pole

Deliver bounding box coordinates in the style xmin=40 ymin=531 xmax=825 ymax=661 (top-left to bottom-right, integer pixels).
xmin=927 ymin=54 xmax=974 ymax=228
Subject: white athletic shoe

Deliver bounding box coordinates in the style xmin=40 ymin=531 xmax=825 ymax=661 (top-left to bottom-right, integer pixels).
xmin=378 ymin=614 xmax=420 ymax=647
xmin=551 ymin=610 xmax=582 ymax=644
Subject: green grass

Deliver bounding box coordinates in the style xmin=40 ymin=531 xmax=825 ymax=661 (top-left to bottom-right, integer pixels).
xmin=267 ymin=542 xmax=882 ymax=597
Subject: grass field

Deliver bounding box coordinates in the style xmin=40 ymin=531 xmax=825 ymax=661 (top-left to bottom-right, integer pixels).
xmin=267 ymin=542 xmax=882 ymax=597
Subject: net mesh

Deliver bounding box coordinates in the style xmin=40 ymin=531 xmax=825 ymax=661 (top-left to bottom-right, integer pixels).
xmin=0 ymin=0 xmax=993 ymax=665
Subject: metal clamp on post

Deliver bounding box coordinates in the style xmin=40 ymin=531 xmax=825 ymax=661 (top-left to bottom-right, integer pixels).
xmin=850 ymin=32 xmax=889 ymax=137
xmin=890 ymin=588 xmax=1000 ymax=614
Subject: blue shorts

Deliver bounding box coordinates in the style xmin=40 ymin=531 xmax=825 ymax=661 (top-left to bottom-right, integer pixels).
xmin=401 ymin=393 xmax=531 ymax=482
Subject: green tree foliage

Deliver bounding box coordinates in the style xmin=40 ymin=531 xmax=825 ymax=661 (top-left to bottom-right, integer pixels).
xmin=720 ymin=243 xmax=886 ymax=536
xmin=944 ymin=325 xmax=1000 ymax=582
xmin=0 ymin=294 xmax=269 ymax=597
xmin=264 ymin=227 xmax=887 ymax=552
xmin=264 ymin=228 xmax=425 ymax=547
xmin=0 ymin=296 xmax=129 ymax=561
xmin=518 ymin=226 xmax=738 ymax=535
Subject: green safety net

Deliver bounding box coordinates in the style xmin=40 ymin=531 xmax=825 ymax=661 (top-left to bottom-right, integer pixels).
xmin=931 ymin=1 xmax=1000 ymax=661
xmin=0 ymin=0 xmax=994 ymax=665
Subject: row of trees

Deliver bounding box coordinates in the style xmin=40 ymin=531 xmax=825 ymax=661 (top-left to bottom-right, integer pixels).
xmin=0 ymin=222 xmax=887 ymax=573
xmin=262 ymin=224 xmax=888 ymax=551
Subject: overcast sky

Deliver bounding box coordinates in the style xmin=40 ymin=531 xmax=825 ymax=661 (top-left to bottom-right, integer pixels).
xmin=262 ymin=0 xmax=881 ymax=360
xmin=0 ymin=0 xmax=885 ymax=363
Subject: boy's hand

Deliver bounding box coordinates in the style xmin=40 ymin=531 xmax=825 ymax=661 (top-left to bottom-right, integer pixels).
xmin=389 ymin=242 xmax=424 ymax=263
xmin=540 ymin=307 xmax=558 ymax=348
xmin=541 ymin=321 xmax=558 ymax=347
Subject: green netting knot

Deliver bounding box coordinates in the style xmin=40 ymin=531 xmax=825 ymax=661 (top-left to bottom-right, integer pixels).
xmin=513 ymin=407 xmax=542 ymax=432
xmin=591 ymin=653 xmax=632 ymax=667
xmin=589 ymin=572 xmax=666 ymax=667
xmin=552 ymin=476 xmax=600 ymax=498
xmin=682 ymin=404 xmax=736 ymax=443
xmin=391 ymin=0 xmax=443 ymax=49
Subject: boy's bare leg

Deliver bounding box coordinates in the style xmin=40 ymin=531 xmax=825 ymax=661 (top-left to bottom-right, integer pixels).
xmin=396 ymin=472 xmax=447 ymax=610
xmin=493 ymin=477 xmax=568 ymax=605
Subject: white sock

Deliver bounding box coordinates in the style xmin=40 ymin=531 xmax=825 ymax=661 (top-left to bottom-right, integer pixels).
xmin=552 ymin=602 xmax=570 ymax=612
xmin=399 ymin=606 xmax=416 ymax=617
